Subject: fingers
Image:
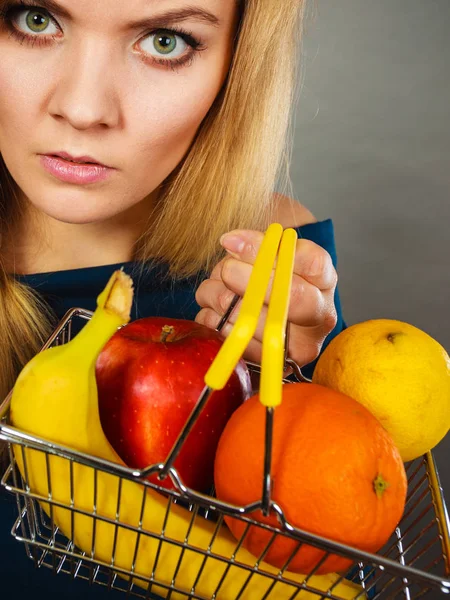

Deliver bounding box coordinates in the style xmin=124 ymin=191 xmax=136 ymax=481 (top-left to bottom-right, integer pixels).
xmin=197 ymin=262 xmax=335 ymax=328
xmin=195 ymin=304 xmax=332 ymax=367
xmin=219 ymin=230 xmax=265 ymax=264
xmin=195 ymin=229 xmax=339 ymax=368
xmin=220 ymin=231 xmax=337 ymax=291
xmin=195 ymin=278 xmax=239 ymax=320
xmin=292 ymin=239 xmax=337 ymax=290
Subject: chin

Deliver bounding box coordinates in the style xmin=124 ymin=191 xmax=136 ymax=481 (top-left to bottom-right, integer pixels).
xmin=35 ymin=202 xmax=111 ymax=225
xmin=25 ymin=188 xmax=133 ymax=225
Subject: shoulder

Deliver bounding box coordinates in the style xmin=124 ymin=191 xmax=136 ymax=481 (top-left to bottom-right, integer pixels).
xmin=271 ymin=193 xmax=318 ymax=228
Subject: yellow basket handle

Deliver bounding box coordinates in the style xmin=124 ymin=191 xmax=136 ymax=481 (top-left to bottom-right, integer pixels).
xmin=260 ymin=227 xmax=297 ymax=407
xmin=204 ymin=225 xmax=297 ymax=408
xmin=204 ymin=223 xmax=284 ymax=390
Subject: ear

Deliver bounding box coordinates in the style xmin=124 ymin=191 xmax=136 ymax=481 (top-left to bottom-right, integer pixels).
xmin=271 ymin=193 xmax=318 ymax=228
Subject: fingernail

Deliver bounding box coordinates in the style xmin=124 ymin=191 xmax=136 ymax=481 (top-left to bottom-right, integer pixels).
xmin=220 ymin=233 xmax=246 ymax=254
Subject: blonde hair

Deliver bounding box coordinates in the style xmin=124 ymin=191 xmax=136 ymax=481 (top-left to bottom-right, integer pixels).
xmin=0 ymin=0 xmax=305 ymax=401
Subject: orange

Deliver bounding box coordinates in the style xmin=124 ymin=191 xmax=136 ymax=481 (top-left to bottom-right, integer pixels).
xmin=214 ymin=382 xmax=407 ymax=574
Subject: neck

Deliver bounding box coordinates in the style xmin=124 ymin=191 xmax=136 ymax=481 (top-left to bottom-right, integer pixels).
xmin=3 ymin=194 xmax=156 ymax=275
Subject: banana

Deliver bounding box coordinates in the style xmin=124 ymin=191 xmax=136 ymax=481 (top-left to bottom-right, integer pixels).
xmin=10 ymin=270 xmax=364 ymax=599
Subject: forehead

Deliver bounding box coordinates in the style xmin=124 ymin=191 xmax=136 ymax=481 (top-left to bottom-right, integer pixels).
xmin=34 ymin=0 xmax=237 ymax=23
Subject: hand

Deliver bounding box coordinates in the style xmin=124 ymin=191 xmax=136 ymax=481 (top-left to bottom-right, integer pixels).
xmin=195 ymin=230 xmax=339 ymax=367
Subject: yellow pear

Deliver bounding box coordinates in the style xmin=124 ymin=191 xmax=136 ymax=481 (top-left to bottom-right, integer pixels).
xmin=313 ymin=319 xmax=450 ymax=462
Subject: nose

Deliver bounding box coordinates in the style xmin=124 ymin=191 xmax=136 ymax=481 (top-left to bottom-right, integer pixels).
xmin=47 ymin=40 xmax=121 ymax=130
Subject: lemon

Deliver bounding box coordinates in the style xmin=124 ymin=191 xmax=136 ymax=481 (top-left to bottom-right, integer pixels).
xmin=312 ymin=319 xmax=450 ymax=462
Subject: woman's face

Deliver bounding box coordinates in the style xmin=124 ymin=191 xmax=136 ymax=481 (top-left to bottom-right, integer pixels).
xmin=0 ymin=0 xmax=238 ymax=224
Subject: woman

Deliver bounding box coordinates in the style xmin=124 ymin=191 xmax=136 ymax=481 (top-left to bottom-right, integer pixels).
xmin=0 ymin=0 xmax=345 ymax=597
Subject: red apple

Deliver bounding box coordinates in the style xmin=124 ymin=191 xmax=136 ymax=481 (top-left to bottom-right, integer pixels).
xmin=95 ymin=317 xmax=252 ymax=492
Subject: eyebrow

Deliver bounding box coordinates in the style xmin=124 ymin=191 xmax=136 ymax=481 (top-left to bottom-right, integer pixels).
xmin=25 ymin=0 xmax=71 ymax=19
xmin=28 ymin=1 xmax=220 ymax=29
xmin=129 ymin=7 xmax=221 ymax=30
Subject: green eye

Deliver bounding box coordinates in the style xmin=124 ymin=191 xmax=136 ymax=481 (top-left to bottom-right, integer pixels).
xmin=139 ymin=31 xmax=188 ymax=59
xmin=153 ymin=33 xmax=177 ymax=55
xmin=26 ymin=10 xmax=51 ymax=33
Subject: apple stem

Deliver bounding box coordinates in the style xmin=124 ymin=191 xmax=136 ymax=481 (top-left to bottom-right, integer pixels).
xmin=161 ymin=325 xmax=175 ymax=343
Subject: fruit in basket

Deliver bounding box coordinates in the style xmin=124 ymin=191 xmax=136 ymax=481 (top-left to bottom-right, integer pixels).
xmin=312 ymin=319 xmax=450 ymax=462
xmin=8 ymin=271 xmax=364 ymax=599
xmin=214 ymin=382 xmax=407 ymax=575
xmin=95 ymin=316 xmax=252 ymax=492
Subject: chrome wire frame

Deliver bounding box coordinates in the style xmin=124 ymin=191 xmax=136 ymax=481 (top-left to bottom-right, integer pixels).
xmin=0 ymin=309 xmax=449 ymax=599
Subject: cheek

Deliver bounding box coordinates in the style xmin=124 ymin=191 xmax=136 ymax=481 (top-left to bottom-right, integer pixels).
xmin=0 ymin=55 xmax=44 ymax=147
xmin=127 ymin=68 xmax=223 ymax=174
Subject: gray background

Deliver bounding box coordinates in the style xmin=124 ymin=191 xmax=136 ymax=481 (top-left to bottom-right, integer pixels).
xmin=292 ymin=1 xmax=449 ymax=494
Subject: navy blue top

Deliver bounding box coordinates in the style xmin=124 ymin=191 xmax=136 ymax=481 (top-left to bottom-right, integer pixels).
xmin=0 ymin=219 xmax=346 ymax=599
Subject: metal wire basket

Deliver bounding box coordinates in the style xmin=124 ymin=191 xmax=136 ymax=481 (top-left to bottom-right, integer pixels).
xmin=1 ymin=225 xmax=450 ymax=599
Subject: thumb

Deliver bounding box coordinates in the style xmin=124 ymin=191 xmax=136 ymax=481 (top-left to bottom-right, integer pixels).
xmin=219 ymin=230 xmax=265 ymax=265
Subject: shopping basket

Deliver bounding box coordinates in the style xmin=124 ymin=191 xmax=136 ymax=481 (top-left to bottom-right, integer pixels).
xmin=1 ymin=224 xmax=449 ymax=599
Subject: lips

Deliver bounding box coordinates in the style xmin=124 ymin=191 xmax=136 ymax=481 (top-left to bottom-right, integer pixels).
xmin=50 ymin=151 xmax=109 ymax=167
xmin=39 ymin=152 xmax=115 ymax=185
